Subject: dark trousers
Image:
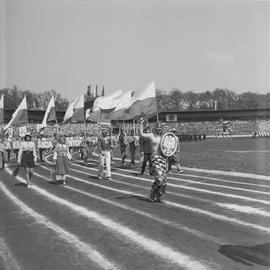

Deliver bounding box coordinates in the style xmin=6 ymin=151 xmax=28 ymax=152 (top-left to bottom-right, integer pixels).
xmin=6 ymin=150 xmax=10 ymax=162
xmin=168 ymin=154 xmax=181 ymax=171
xmin=39 ymin=148 xmax=44 ymax=161
xmin=141 ymin=153 xmax=152 ymax=175
xmin=1 ymin=152 xmax=5 ymax=169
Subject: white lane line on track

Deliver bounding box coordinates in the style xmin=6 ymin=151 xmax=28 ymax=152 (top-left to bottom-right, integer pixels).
xmin=6 ymin=168 xmax=216 ymax=270
xmin=86 ymin=156 xmax=270 ymax=189
xmin=179 ymin=167 xmax=270 ymax=181
xmin=167 ymin=172 xmax=270 ymax=189
xmin=0 ymin=236 xmax=21 ymax=270
xmin=166 ymin=175 xmax=270 ymax=196
xmin=1 ymin=173 xmax=120 ymax=270
xmin=70 ymin=158 xmax=270 ymax=206
xmin=84 ymin=157 xmax=270 ymax=195
xmin=44 ymin=156 xmax=215 ymax=204
xmin=34 ymin=166 xmax=221 ymax=244
xmin=216 ymin=203 xmax=270 ymax=217
xmin=43 ymin=156 xmax=270 ymax=233
xmin=94 ymin=152 xmax=270 ymax=180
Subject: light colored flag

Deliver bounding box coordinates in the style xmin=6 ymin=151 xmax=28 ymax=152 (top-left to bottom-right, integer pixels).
xmin=114 ymin=90 xmax=133 ymax=111
xmin=128 ymin=81 xmax=157 ymax=120
xmin=41 ymin=96 xmax=57 ymax=128
xmin=0 ymin=94 xmax=4 ymax=124
xmin=133 ymin=81 xmax=155 ymax=101
xmin=92 ymin=89 xmax=122 ymax=112
xmin=71 ymin=94 xmax=84 ymax=122
xmin=4 ymin=96 xmax=28 ymax=130
xmin=110 ymin=90 xmax=134 ymax=121
xmin=63 ymin=97 xmax=78 ymax=123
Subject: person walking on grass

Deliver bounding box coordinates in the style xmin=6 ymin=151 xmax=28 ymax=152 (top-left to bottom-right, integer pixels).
xmin=53 ymin=135 xmax=72 ymax=185
xmin=18 ymin=133 xmax=37 ymax=188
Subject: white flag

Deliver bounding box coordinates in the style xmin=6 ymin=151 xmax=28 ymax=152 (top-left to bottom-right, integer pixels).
xmin=4 ymin=96 xmax=28 ymax=130
xmin=92 ymin=89 xmax=122 ymax=112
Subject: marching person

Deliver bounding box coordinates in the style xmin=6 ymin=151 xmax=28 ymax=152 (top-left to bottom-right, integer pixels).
xmin=139 ymin=127 xmax=152 ymax=175
xmin=0 ymin=136 xmax=5 ymax=169
xmin=167 ymin=128 xmax=184 ymax=174
xmin=3 ymin=133 xmax=11 ymax=163
xmin=97 ymin=128 xmax=112 ymax=180
xmin=37 ymin=133 xmax=45 ymax=162
xmin=18 ymin=133 xmax=37 ymax=187
xmin=53 ymin=135 xmax=72 ymax=185
xmin=80 ymin=134 xmax=89 ymax=165
xmin=139 ymin=119 xmax=168 ymax=202
xmin=119 ymin=129 xmax=128 ymax=166
xmin=128 ymin=130 xmax=137 ymax=168
xmin=110 ymin=132 xmax=118 ymax=165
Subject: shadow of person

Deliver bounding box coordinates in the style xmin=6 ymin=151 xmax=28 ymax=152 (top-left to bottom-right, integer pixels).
xmin=14 ymin=183 xmax=27 ymax=187
xmin=116 ymin=194 xmax=151 ymax=202
xmin=49 ymin=180 xmax=62 ymax=185
xmin=218 ymin=242 xmax=270 ymax=267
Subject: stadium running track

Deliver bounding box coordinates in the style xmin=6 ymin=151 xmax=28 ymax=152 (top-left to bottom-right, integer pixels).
xmin=0 ymin=151 xmax=269 ymax=270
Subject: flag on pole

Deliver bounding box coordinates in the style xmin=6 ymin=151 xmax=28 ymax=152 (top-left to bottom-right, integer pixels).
xmin=128 ymin=81 xmax=157 ymax=120
xmin=0 ymin=94 xmax=4 ymax=124
xmin=41 ymin=96 xmax=57 ymax=128
xmin=71 ymin=94 xmax=84 ymax=122
xmin=63 ymin=97 xmax=78 ymax=123
xmin=95 ymin=85 xmax=98 ymax=98
xmin=87 ymin=84 xmax=91 ymax=96
xmin=92 ymin=89 xmax=122 ymax=112
xmin=110 ymin=90 xmax=134 ymax=120
xmin=4 ymin=96 xmax=28 ymax=130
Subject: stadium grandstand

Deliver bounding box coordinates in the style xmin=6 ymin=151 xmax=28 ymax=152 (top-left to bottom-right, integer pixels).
xmin=2 ymin=107 xmax=270 ymax=139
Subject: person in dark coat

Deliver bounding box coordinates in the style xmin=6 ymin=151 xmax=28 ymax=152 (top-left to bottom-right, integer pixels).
xmin=140 ymin=127 xmax=152 ymax=175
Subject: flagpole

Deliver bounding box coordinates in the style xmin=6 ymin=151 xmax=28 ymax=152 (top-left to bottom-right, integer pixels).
xmin=98 ymin=108 xmax=102 ymax=125
xmin=133 ymin=119 xmax=135 ymax=134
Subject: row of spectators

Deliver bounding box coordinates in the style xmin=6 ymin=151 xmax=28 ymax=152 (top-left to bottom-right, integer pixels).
xmin=2 ymin=119 xmax=270 ymax=139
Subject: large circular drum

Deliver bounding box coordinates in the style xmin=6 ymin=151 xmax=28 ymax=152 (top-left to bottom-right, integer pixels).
xmin=159 ymin=132 xmax=178 ymax=157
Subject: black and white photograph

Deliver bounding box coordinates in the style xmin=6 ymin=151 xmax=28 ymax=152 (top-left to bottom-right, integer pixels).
xmin=0 ymin=0 xmax=269 ymax=269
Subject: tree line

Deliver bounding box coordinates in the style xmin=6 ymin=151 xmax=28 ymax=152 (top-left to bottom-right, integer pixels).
xmin=0 ymin=86 xmax=69 ymax=111
xmin=156 ymin=88 xmax=270 ymax=111
xmin=0 ymin=86 xmax=269 ymax=111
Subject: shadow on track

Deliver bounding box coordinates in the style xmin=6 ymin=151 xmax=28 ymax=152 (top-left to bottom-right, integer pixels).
xmin=218 ymin=242 xmax=270 ymax=267
xmin=116 ymin=194 xmax=152 ymax=203
xmin=14 ymin=183 xmax=27 ymax=187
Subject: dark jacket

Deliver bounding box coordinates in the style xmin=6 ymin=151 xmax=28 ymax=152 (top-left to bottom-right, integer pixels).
xmin=139 ymin=136 xmax=152 ymax=154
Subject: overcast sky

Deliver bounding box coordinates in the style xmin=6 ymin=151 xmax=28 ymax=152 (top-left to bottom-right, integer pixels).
xmin=0 ymin=0 xmax=269 ymax=101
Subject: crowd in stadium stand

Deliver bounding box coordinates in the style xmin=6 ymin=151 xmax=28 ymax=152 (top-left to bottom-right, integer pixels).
xmin=1 ymin=119 xmax=270 ymax=141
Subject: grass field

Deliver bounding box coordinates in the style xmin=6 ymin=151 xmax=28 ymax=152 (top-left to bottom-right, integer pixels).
xmin=179 ymin=137 xmax=270 ymax=176
xmin=115 ymin=137 xmax=270 ymax=176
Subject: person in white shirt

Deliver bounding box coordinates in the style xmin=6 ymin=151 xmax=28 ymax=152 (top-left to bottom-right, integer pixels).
xmin=97 ymin=128 xmax=112 ymax=180
xmin=18 ymin=133 xmax=37 ymax=187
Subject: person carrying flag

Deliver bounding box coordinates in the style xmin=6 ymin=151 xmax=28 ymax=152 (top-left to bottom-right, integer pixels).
xmin=139 ymin=119 xmax=168 ymax=202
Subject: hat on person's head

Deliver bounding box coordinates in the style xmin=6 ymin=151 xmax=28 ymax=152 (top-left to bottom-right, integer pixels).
xmin=24 ymin=133 xmax=32 ymax=139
